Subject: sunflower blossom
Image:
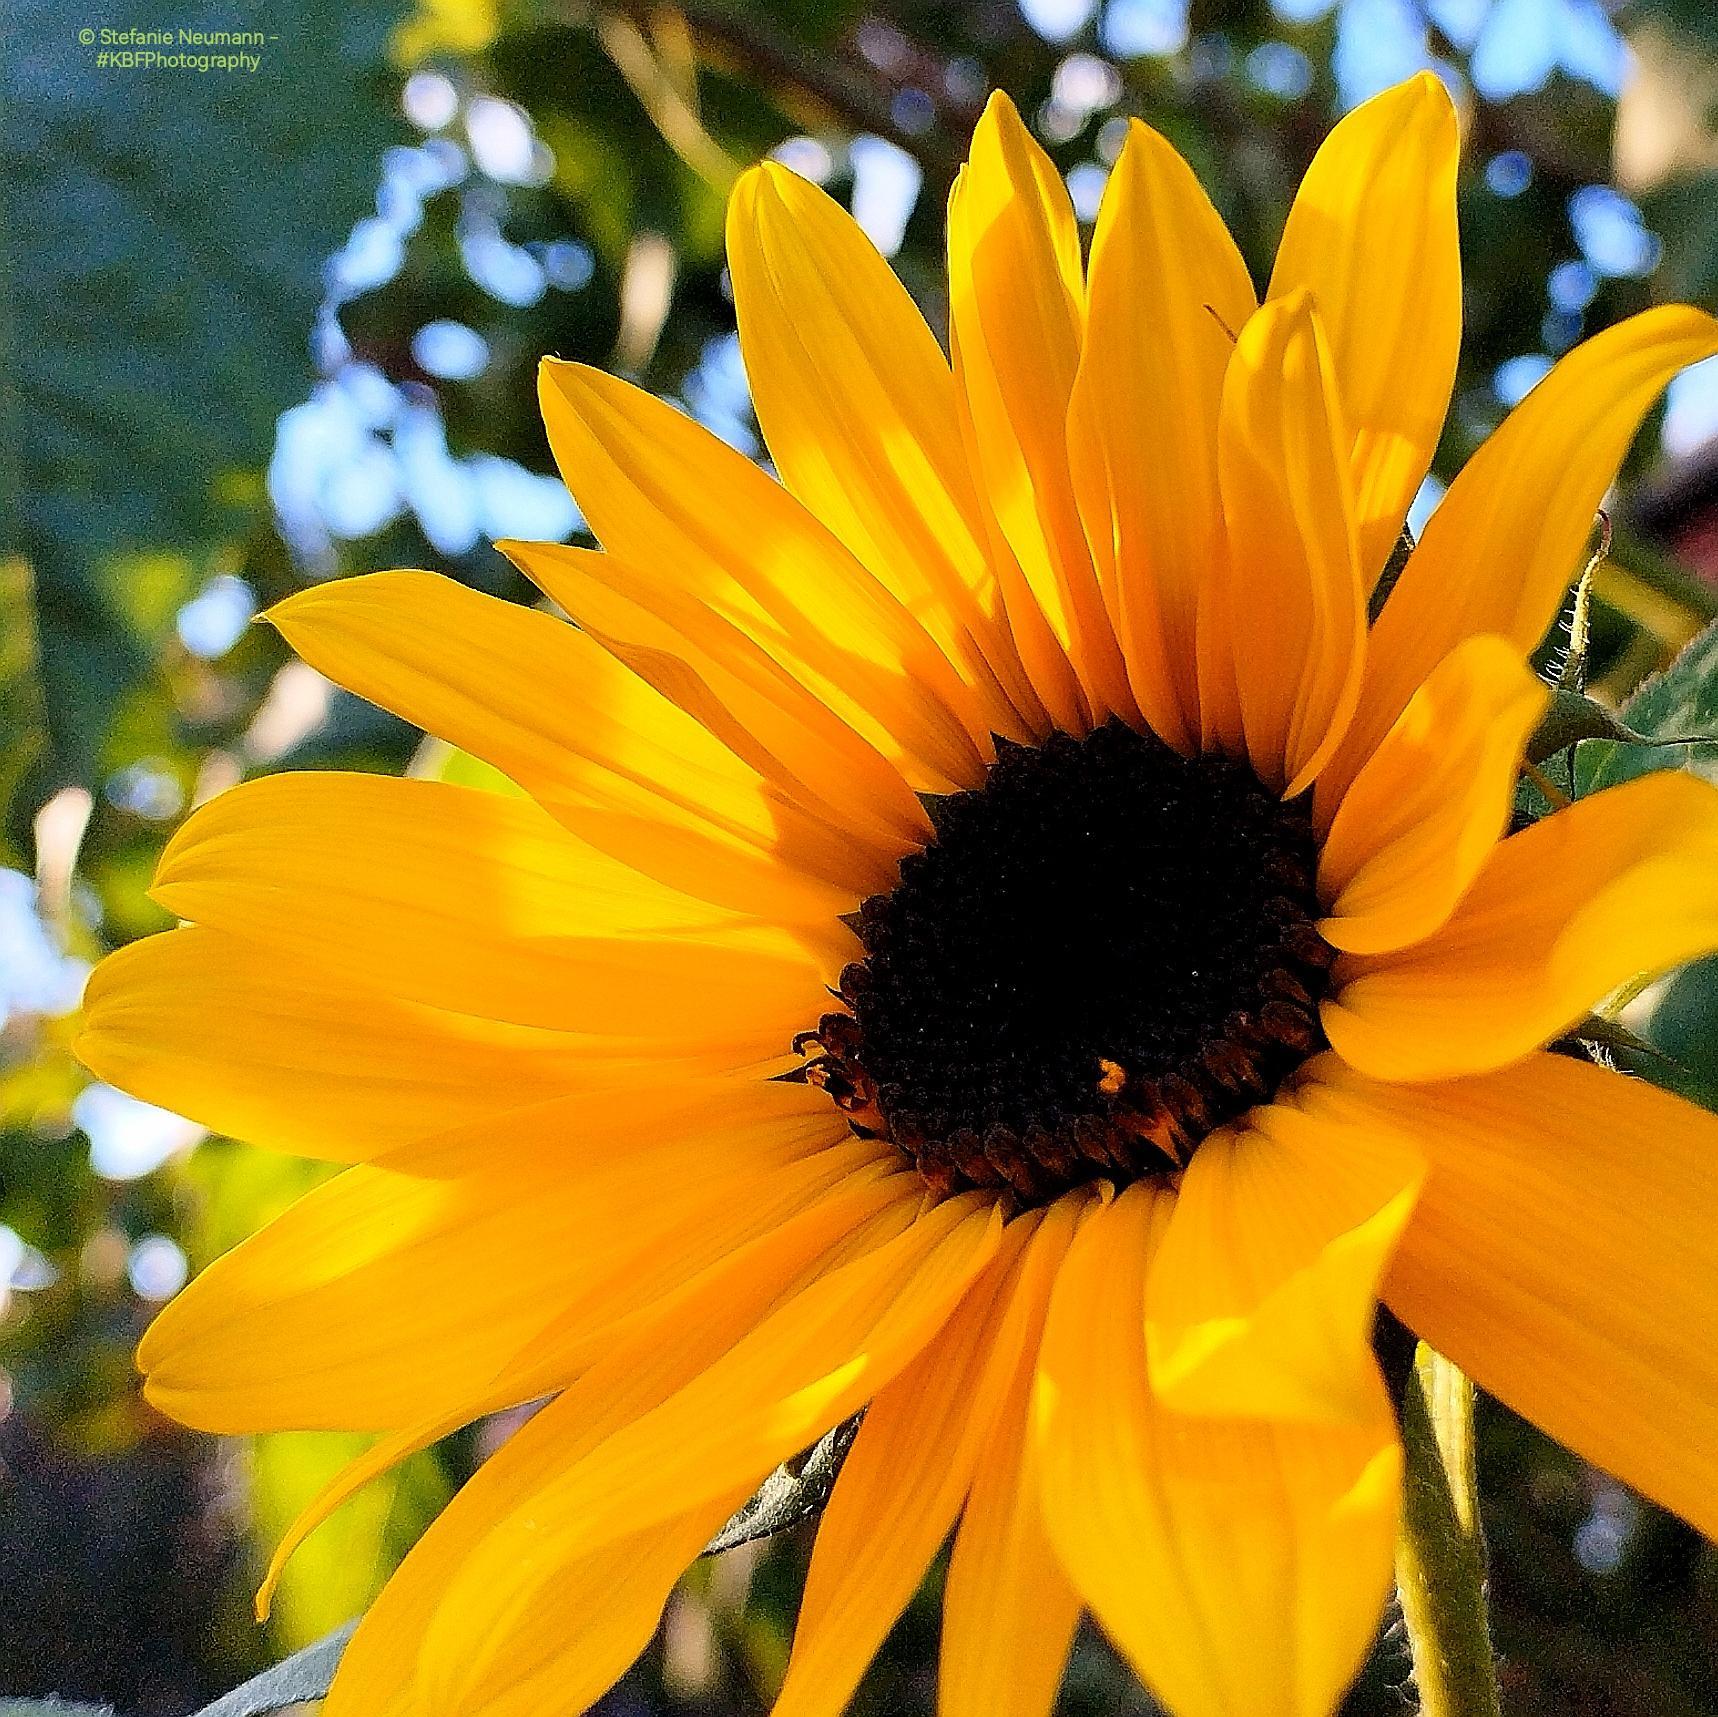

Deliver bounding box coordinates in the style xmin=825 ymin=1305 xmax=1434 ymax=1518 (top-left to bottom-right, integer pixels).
xmin=79 ymin=73 xmax=1718 ymax=1717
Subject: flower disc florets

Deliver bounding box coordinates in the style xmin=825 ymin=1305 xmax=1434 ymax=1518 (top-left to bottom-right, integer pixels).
xmin=801 ymin=720 xmax=1336 ymax=1205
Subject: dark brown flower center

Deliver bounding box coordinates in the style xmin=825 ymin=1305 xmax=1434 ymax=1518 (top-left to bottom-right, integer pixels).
xmin=797 ymin=720 xmax=1335 ymax=1207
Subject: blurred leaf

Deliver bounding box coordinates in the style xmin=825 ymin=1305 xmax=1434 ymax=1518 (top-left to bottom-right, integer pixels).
xmin=1 ymin=0 xmax=404 ymax=783
xmin=250 ymin=1429 xmax=449 ymax=1649
xmin=1576 ymin=618 xmax=1718 ymax=793
xmin=0 ymin=1704 xmax=116 ymax=1716
xmin=189 ymin=1624 xmax=352 ymax=1717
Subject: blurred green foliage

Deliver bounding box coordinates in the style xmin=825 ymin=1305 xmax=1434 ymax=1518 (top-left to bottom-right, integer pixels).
xmin=7 ymin=0 xmax=1718 ymax=1710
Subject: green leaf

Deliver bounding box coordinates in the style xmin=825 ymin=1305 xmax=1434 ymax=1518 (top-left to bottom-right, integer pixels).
xmin=1 ymin=0 xmax=403 ymax=783
xmin=1526 ymin=685 xmax=1697 ymax=766
xmin=1575 ymin=619 xmax=1718 ymax=794
xmin=188 ymin=1624 xmax=353 ymax=1717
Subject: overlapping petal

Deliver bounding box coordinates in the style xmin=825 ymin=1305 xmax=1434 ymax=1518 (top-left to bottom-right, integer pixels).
xmin=76 ymin=926 xmax=606 ymax=1161
xmin=725 ymin=161 xmax=1044 ymax=738
xmin=1145 ymin=1102 xmax=1422 ymax=1423
xmin=138 ymin=1078 xmax=857 ymax=1432
xmin=1306 ymin=1054 xmax=1718 ymax=1542
xmin=271 ymin=570 xmax=886 ymax=914
xmin=1036 ymin=1183 xmax=1401 ymax=1717
xmin=948 ymin=93 xmax=1132 ymax=725
xmin=1067 ymin=117 xmax=1257 ymax=751
xmin=1320 ymin=305 xmax=1718 ymax=813
xmin=1324 ymin=769 xmax=1718 ymax=1081
xmin=1267 ymin=72 xmax=1461 ymax=581
xmin=1317 ymin=634 xmax=1546 ymax=954
xmin=538 ymin=359 xmax=991 ymax=791
xmin=1209 ymin=291 xmax=1368 ymax=794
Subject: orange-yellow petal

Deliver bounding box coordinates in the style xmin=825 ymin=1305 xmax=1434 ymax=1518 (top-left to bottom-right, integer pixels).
xmin=150 ymin=771 xmax=838 ymax=1043
xmin=1145 ymin=1099 xmax=1422 ymax=1423
xmin=76 ymin=926 xmax=598 ymax=1161
xmin=270 ymin=570 xmax=881 ymax=915
xmin=1318 ymin=634 xmax=1547 ymax=954
xmin=1067 ymin=117 xmax=1257 ymax=752
xmin=1305 ymin=1053 xmax=1718 ymax=1542
xmin=1324 ymin=769 xmax=1718 ymax=1081
xmin=948 ymin=93 xmax=1132 ymax=725
xmin=137 ymin=1079 xmax=853 ymax=1433
xmin=503 ymin=538 xmax=928 ymax=854
xmin=769 ymin=1213 xmax=1043 ymax=1717
xmin=1210 ymin=291 xmax=1367 ymax=794
xmin=1267 ymin=72 xmax=1461 ymax=582
xmin=1320 ymin=305 xmax=1718 ymax=814
xmin=1035 ymin=1182 xmax=1400 ymax=1717
xmin=725 ymin=162 xmax=1044 ymax=739
xmin=940 ymin=1200 xmax=1085 ymax=1717
xmin=539 ymin=359 xmax=991 ymax=791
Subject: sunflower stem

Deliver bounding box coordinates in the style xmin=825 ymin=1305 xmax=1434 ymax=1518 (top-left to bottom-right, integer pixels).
xmin=1395 ymin=1345 xmax=1502 ymax=1717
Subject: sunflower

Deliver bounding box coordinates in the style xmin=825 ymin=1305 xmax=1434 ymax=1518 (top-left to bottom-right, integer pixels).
xmin=79 ymin=71 xmax=1718 ymax=1717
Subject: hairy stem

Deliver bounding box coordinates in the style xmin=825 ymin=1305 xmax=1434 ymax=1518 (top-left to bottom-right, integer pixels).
xmin=1395 ymin=1346 xmax=1502 ymax=1717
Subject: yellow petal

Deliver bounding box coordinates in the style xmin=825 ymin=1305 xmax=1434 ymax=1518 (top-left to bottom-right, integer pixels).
xmin=276 ymin=1154 xmax=912 ymax=1618
xmin=419 ymin=1194 xmax=1002 ymax=1682
xmin=1067 ymin=118 xmax=1257 ymax=753
xmin=769 ymin=1214 xmax=1042 ymax=1717
xmin=539 ymin=359 xmax=991 ymax=791
xmin=503 ymin=538 xmax=928 ymax=853
xmin=1210 ymin=291 xmax=1367 ymax=794
xmin=1324 ymin=769 xmax=1718 ymax=1081
xmin=1307 ymin=1053 xmax=1718 ymax=1542
xmin=948 ymin=93 xmax=1133 ymax=725
xmin=725 ymin=162 xmax=1045 ymax=740
xmin=139 ymin=1078 xmax=852 ymax=1433
xmin=1035 ymin=1182 xmax=1401 ymax=1717
xmin=1145 ymin=1102 xmax=1422 ymax=1422
xmin=1267 ymin=72 xmax=1461 ymax=581
xmin=271 ymin=570 xmax=879 ymax=914
xmin=1319 ymin=305 xmax=1718 ymax=815
xmin=1318 ymin=634 xmax=1547 ymax=955
xmin=77 ymin=926 xmax=599 ymax=1161
xmin=151 ymin=771 xmax=837 ymax=1042
xmin=940 ymin=1201 xmax=1085 ymax=1717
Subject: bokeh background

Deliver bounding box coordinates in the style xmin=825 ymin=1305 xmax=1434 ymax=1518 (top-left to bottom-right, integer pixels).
xmin=8 ymin=0 xmax=1718 ymax=1710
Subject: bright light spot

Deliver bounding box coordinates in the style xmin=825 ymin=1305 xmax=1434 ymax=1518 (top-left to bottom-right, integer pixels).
xmin=470 ymin=456 xmax=581 ymax=542
xmin=1334 ymin=0 xmax=1432 ymax=106
xmin=402 ymin=70 xmax=459 ymax=130
xmin=1486 ymin=150 xmax=1534 ymax=198
xmin=1407 ymin=473 xmax=1446 ymax=537
xmin=1103 ymin=0 xmax=1189 ymax=56
xmin=1569 ymin=185 xmax=1661 ymax=279
xmin=466 ymin=96 xmax=551 ymax=186
xmin=850 ymin=136 xmax=921 ymax=258
xmin=1573 ymin=1484 xmax=1640 ymax=1575
xmin=772 ymin=136 xmax=833 ymax=182
xmin=1663 ymin=356 xmax=1718 ymax=458
xmin=0 ymin=870 xmax=88 ymax=1027
xmin=128 ymin=1234 xmax=189 ymax=1302
xmin=1425 ymin=0 xmax=1487 ymax=47
xmin=1247 ymin=40 xmax=1313 ymax=98
xmin=1095 ymin=115 xmax=1131 ymax=164
xmin=539 ymin=240 xmax=594 ymax=291
xmin=1494 ymin=352 xmax=1554 ymax=406
xmin=1066 ymin=162 xmax=1110 ymax=221
xmin=177 ymin=574 xmax=256 ymax=659
xmin=105 ymin=761 xmax=184 ymax=822
xmin=1054 ymin=53 xmax=1122 ymax=113
xmin=328 ymin=215 xmax=405 ymax=296
xmin=413 ymin=319 xmax=491 ymax=381
xmin=460 ymin=216 xmax=548 ymax=307
xmin=0 ymin=1225 xmax=57 ymax=1293
xmin=1270 ymin=0 xmax=1335 ymax=21
xmin=1020 ymin=0 xmax=1097 ymax=43
xmin=245 ymin=660 xmax=334 ymax=761
xmin=1547 ymin=258 xmax=1597 ymax=313
xmin=76 ymin=1085 xmax=205 ymax=1182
